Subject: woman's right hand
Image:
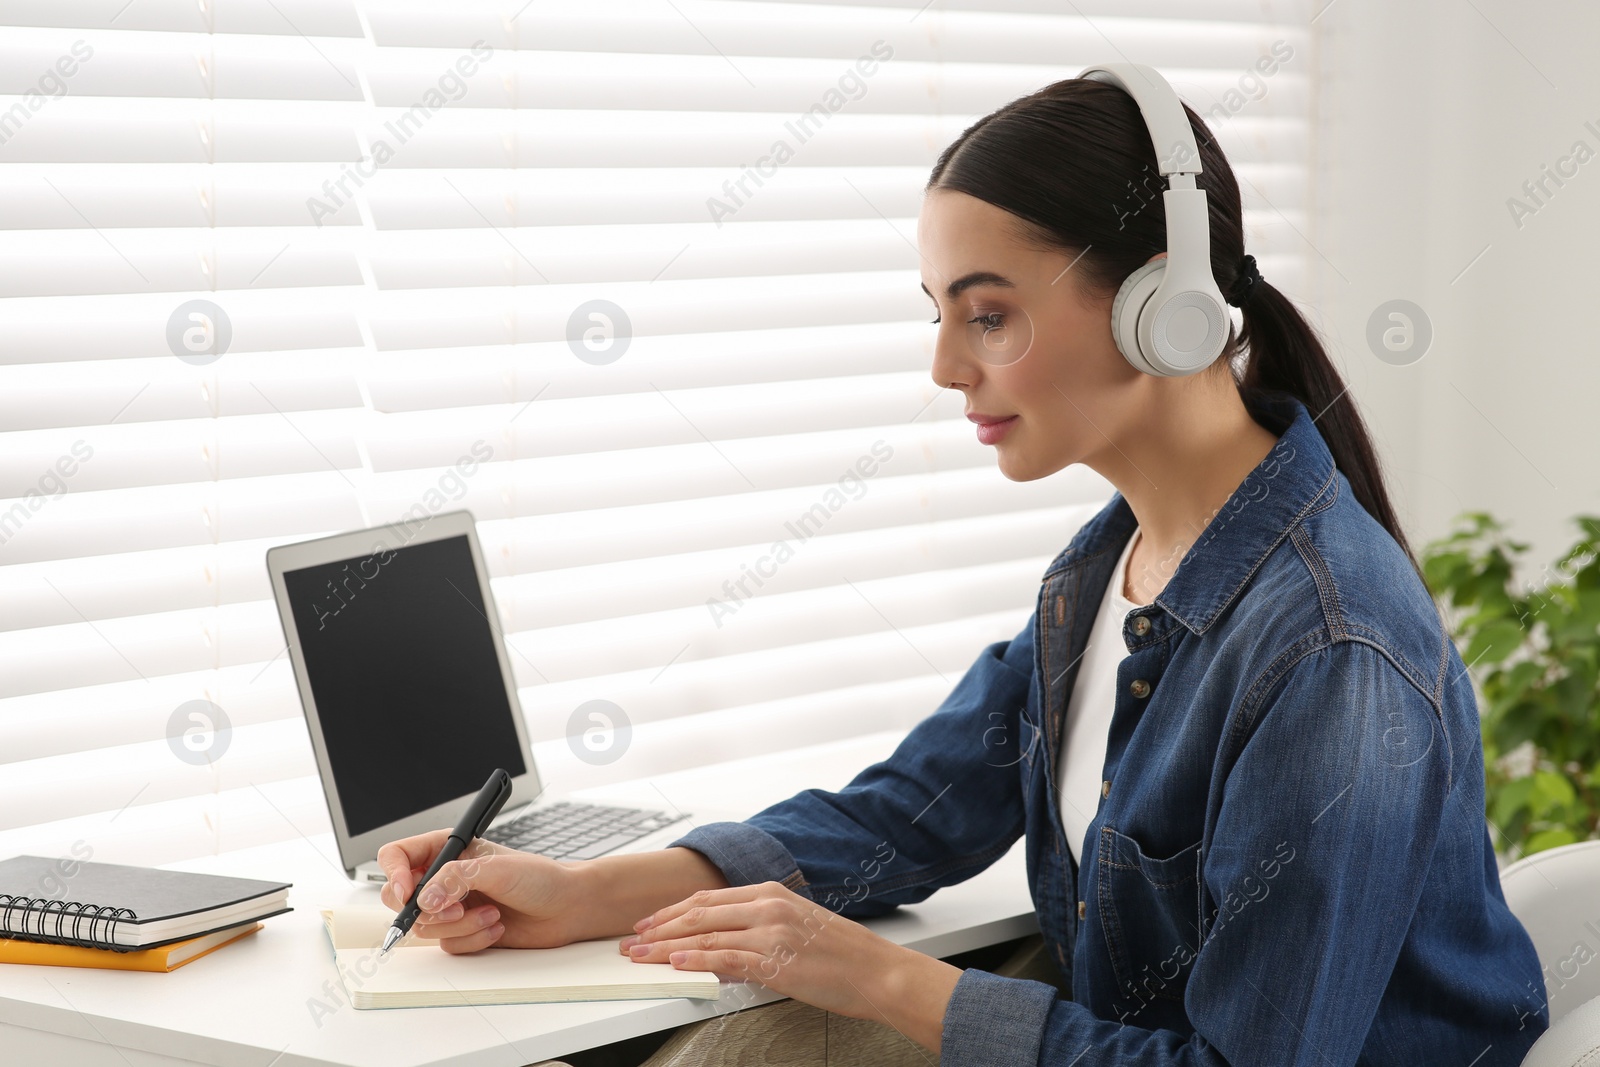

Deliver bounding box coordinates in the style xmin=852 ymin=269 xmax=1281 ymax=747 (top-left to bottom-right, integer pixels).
xmin=376 ymin=830 xmax=583 ymax=953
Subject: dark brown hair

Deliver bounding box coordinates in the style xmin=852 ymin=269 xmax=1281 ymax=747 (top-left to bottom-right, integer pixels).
xmin=925 ymin=77 xmax=1419 ymax=573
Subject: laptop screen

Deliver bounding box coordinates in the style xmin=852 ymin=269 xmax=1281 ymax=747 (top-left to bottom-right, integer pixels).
xmin=281 ymin=533 xmax=528 ymax=837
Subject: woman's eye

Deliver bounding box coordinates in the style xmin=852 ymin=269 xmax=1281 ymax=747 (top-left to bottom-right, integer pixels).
xmin=929 ymin=312 xmax=1006 ymax=328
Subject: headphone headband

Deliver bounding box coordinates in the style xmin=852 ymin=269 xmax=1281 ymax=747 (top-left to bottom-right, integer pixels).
xmin=1076 ymin=62 xmax=1230 ymax=378
xmin=1078 ymin=64 xmax=1204 ymax=180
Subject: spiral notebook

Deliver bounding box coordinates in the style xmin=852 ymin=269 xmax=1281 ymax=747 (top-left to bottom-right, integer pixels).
xmin=0 ymin=855 xmax=291 ymax=953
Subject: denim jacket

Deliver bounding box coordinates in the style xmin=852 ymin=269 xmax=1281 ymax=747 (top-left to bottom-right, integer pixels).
xmin=670 ymin=393 xmax=1549 ymax=1066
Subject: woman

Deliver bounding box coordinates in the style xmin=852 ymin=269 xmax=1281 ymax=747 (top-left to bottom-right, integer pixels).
xmin=377 ymin=72 xmax=1549 ymax=1065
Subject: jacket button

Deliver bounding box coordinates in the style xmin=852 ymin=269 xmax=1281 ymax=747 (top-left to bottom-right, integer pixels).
xmin=1130 ymin=678 xmax=1151 ymax=698
xmin=1131 ymin=615 xmax=1151 ymax=636
xmin=1101 ymin=778 xmax=1111 ymax=798
xmin=1077 ymin=900 xmax=1086 ymax=920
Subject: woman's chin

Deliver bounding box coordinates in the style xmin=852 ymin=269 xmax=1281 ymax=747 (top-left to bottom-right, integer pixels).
xmin=993 ymin=447 xmax=1046 ymax=482
xmin=993 ymin=440 xmax=1073 ymax=483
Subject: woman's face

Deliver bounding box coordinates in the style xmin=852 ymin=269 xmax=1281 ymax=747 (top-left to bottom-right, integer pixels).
xmin=919 ymin=187 xmax=1152 ymax=482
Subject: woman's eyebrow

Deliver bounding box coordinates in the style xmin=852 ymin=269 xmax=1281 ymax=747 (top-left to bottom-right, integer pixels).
xmin=919 ymin=271 xmax=1016 ymax=301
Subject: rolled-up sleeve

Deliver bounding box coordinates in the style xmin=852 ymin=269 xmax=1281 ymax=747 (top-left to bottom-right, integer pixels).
xmin=667 ymin=819 xmax=809 ymax=893
xmin=669 ymin=615 xmax=1036 ymax=918
xmin=939 ymin=968 xmax=1059 ymax=1065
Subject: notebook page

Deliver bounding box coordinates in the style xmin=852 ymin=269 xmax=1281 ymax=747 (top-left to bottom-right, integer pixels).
xmin=320 ymin=908 xmax=721 ymax=1008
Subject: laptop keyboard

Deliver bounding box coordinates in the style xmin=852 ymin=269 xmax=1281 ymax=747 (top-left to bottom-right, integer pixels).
xmin=483 ymin=801 xmax=690 ymax=861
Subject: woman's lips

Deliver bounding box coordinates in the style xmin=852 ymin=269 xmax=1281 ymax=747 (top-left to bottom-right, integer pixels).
xmin=968 ymin=414 xmax=1018 ymax=446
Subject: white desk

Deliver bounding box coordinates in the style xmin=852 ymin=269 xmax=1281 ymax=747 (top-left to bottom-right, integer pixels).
xmin=0 ymin=730 xmax=1038 ymax=1067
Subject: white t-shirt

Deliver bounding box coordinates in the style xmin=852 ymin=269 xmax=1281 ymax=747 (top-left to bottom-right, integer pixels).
xmin=1058 ymin=526 xmax=1144 ymax=866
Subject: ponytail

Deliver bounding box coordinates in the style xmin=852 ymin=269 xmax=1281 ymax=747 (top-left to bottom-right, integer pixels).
xmin=1234 ymin=280 xmax=1421 ymax=575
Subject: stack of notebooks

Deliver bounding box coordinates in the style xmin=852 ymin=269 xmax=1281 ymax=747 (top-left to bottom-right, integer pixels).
xmin=0 ymin=855 xmax=291 ymax=972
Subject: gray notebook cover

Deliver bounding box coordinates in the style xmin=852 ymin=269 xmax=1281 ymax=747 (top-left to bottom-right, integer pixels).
xmin=0 ymin=855 xmax=292 ymax=951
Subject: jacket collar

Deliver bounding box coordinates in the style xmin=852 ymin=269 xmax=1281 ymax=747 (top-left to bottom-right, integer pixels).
xmin=1043 ymin=392 xmax=1339 ymax=635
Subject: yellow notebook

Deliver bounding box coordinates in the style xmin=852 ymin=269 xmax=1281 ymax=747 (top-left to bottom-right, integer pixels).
xmin=0 ymin=922 xmax=262 ymax=972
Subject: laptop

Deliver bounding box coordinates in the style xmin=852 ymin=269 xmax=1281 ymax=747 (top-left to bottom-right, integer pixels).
xmin=266 ymin=509 xmax=697 ymax=884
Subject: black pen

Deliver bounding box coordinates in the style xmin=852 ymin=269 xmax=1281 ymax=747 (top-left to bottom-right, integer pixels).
xmin=380 ymin=767 xmax=513 ymax=956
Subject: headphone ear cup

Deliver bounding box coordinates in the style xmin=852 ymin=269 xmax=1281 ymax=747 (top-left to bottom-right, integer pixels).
xmin=1109 ymin=259 xmax=1168 ymax=376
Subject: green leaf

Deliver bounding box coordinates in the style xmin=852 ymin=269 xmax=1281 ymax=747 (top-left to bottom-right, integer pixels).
xmin=1500 ymin=660 xmax=1546 ymax=703
xmin=1554 ymin=661 xmax=1599 ymax=723
xmin=1462 ymin=603 xmax=1522 ymax=633
xmin=1423 ymin=550 xmax=1472 ymax=596
xmin=1566 ymin=587 xmax=1600 ymax=634
xmin=1500 ymin=809 xmax=1532 ymax=848
xmin=1479 ymin=590 xmax=1520 ymax=621
xmin=1462 ymin=619 xmax=1527 ymax=669
xmin=1489 ymin=703 xmax=1544 ymax=753
xmin=1524 ymin=828 xmax=1581 ymax=855
xmin=1529 ymin=770 xmax=1577 ymax=817
xmin=1490 ymin=775 xmax=1535 ymax=827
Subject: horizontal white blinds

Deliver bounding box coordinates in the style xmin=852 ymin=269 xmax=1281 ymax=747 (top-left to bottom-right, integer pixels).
xmin=0 ymin=0 xmax=1311 ymax=866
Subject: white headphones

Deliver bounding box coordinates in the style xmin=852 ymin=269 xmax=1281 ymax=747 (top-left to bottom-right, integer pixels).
xmin=1078 ymin=63 xmax=1230 ymax=378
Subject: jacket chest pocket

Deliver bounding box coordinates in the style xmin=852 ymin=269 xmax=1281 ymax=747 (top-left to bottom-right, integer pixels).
xmin=1096 ymin=826 xmax=1202 ymax=1007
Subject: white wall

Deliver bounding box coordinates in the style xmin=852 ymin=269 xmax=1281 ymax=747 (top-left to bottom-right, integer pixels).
xmin=1310 ymin=0 xmax=1600 ymax=579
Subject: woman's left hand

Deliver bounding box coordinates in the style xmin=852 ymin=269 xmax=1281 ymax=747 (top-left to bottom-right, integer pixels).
xmin=618 ymin=879 xmax=959 ymax=1038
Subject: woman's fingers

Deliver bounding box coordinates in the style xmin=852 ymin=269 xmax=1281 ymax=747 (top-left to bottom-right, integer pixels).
xmin=628 ymin=927 xmax=783 ymax=983
xmin=374 ymin=828 xmax=453 ymax=910
xmin=626 ymin=921 xmax=800 ymax=967
xmin=409 ymin=848 xmax=521 ymax=914
xmin=436 ymin=917 xmax=506 ymax=955
xmin=624 ymin=882 xmax=808 ymax=963
xmin=413 ymin=903 xmax=502 ymax=943
xmin=632 ymin=883 xmax=772 ymax=935
xmin=628 ymin=900 xmax=762 ymax=951
xmin=376 ymin=836 xmax=518 ymax=913
xmin=661 ymin=947 xmax=765 ymax=980
xmin=619 ymin=883 xmax=899 ymax=1025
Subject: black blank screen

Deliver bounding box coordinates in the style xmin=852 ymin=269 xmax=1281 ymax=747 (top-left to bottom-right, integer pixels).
xmin=283 ymin=534 xmax=527 ymax=837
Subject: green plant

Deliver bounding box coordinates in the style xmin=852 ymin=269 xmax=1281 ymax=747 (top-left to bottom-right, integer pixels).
xmin=1421 ymin=512 xmax=1600 ymax=858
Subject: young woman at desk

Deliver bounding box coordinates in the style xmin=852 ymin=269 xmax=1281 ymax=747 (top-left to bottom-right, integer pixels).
xmin=378 ymin=65 xmax=1547 ymax=1066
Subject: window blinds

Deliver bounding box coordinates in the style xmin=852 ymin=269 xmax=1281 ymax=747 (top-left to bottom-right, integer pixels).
xmin=0 ymin=0 xmax=1312 ymax=866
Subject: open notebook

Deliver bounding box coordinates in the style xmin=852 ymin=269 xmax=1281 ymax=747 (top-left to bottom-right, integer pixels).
xmin=320 ymin=908 xmax=721 ymax=1009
